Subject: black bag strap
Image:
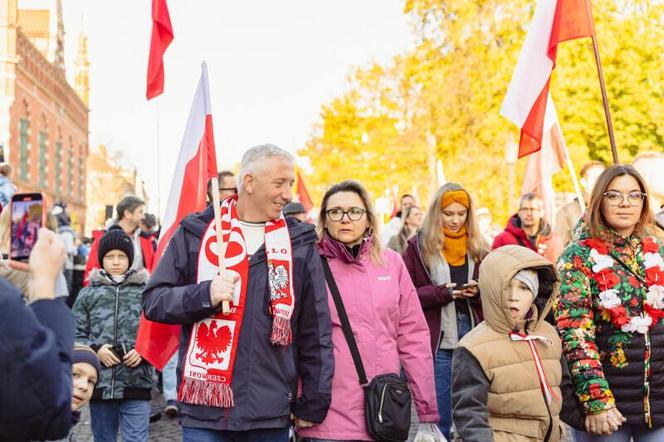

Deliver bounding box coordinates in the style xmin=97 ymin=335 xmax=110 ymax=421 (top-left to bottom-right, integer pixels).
xmin=321 ymin=257 xmax=368 ymax=386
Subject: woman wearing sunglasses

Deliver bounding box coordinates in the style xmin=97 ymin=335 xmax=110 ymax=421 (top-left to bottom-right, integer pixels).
xmin=296 ymin=180 xmax=439 ymax=441
xmin=556 ymin=165 xmax=664 ymax=441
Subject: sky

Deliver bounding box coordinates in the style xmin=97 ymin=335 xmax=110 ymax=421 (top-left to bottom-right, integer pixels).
xmin=60 ymin=0 xmax=414 ymax=213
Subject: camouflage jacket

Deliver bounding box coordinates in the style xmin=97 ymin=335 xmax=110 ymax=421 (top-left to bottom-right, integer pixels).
xmin=72 ymin=268 xmax=154 ymax=400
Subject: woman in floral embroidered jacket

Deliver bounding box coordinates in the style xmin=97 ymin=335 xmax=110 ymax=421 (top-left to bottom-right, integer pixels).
xmin=556 ymin=165 xmax=664 ymax=441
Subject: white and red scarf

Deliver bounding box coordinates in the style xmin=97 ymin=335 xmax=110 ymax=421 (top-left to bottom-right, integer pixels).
xmin=179 ymin=195 xmax=295 ymax=407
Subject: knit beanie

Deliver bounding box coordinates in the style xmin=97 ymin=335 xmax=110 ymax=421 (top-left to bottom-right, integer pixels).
xmin=514 ymin=269 xmax=539 ymax=299
xmin=97 ymin=225 xmax=134 ymax=268
xmin=73 ymin=344 xmax=101 ymax=381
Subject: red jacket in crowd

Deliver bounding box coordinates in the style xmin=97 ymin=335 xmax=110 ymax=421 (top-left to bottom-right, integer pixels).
xmin=83 ymin=228 xmax=155 ymax=286
xmin=492 ymin=214 xmax=564 ymax=264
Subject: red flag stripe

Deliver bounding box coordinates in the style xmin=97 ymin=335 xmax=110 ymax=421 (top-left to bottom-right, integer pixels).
xmin=146 ymin=0 xmax=174 ymax=100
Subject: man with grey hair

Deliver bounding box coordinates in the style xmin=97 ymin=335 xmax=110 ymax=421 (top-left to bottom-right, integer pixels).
xmin=143 ymin=144 xmax=333 ymax=441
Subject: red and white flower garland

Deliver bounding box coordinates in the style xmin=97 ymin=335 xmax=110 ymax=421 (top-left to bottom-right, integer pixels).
xmin=587 ymin=237 xmax=664 ymax=334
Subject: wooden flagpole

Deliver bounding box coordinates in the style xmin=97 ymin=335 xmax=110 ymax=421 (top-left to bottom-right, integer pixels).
xmin=586 ymin=1 xmax=619 ymax=165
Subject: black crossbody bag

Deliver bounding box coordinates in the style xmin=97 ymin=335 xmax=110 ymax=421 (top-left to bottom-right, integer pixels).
xmin=321 ymin=258 xmax=411 ymax=442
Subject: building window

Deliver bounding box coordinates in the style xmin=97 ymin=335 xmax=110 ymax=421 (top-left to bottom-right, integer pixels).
xmin=19 ymin=119 xmax=30 ymax=180
xmin=68 ymin=144 xmax=74 ymax=196
xmin=39 ymin=132 xmax=48 ymax=187
xmin=55 ymin=141 xmax=62 ymax=196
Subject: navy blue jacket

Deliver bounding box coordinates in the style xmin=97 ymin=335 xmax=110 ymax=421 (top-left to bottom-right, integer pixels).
xmin=142 ymin=206 xmax=334 ymax=431
xmin=0 ymin=278 xmax=75 ymax=441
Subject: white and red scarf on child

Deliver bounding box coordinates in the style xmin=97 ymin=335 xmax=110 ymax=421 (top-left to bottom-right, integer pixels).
xmin=179 ymin=195 xmax=295 ymax=407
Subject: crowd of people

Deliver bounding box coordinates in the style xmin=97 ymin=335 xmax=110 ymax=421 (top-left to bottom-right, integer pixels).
xmin=2 ymin=146 xmax=664 ymax=442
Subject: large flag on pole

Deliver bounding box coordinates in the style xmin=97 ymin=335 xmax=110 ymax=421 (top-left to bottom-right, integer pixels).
xmin=136 ymin=62 xmax=218 ymax=369
xmin=521 ymin=96 xmax=568 ymax=224
xmin=146 ymin=0 xmax=174 ymax=100
xmin=500 ymin=0 xmax=594 ymax=158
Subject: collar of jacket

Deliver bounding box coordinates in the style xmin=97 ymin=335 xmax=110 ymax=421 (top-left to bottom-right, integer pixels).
xmin=576 ymin=220 xmax=641 ymax=248
xmin=318 ymin=233 xmax=372 ymax=263
xmin=507 ymin=213 xmax=552 ymax=240
xmin=88 ymin=267 xmax=149 ymax=286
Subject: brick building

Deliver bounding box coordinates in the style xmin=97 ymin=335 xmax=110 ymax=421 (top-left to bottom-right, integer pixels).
xmin=0 ymin=0 xmax=90 ymax=232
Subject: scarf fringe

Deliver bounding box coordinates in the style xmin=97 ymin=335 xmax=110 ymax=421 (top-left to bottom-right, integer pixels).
xmin=270 ymin=316 xmax=293 ymax=346
xmin=179 ymin=377 xmax=234 ymax=408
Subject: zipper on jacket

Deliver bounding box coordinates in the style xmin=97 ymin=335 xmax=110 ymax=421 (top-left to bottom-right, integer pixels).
xmin=110 ymin=286 xmax=120 ymax=398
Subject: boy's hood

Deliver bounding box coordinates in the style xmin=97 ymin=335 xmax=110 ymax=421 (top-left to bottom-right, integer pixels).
xmin=89 ymin=268 xmax=149 ymax=286
xmin=479 ymin=245 xmax=559 ymax=334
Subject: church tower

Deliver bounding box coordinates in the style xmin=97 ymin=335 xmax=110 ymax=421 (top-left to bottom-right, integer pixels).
xmin=74 ymin=32 xmax=90 ymax=106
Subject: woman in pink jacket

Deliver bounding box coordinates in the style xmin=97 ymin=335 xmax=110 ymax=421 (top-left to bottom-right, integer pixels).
xmin=297 ymin=180 xmax=439 ymax=441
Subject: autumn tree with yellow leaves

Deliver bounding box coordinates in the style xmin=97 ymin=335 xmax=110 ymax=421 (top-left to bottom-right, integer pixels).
xmin=299 ymin=0 xmax=664 ymax=224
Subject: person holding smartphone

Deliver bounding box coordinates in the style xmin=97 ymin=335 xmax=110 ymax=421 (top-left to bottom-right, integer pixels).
xmin=402 ymin=183 xmax=489 ymax=439
xmin=72 ymin=227 xmax=154 ymax=441
xmin=0 ymin=228 xmax=74 ymax=441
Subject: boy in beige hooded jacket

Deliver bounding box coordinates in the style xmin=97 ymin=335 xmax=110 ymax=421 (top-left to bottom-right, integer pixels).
xmin=451 ymin=245 xmax=583 ymax=441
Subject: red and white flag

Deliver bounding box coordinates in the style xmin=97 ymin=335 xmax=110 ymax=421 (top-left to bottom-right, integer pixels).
xmin=500 ymin=0 xmax=594 ymax=158
xmin=295 ymin=170 xmax=314 ymax=214
xmin=521 ymin=96 xmax=568 ymax=223
xmin=136 ymin=63 xmax=218 ymax=369
xmin=146 ymin=0 xmax=174 ymax=100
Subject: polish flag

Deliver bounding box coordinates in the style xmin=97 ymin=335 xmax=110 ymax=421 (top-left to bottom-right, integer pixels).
xmin=521 ymin=95 xmax=568 ymax=223
xmin=295 ymin=170 xmax=314 ymax=213
xmin=136 ymin=63 xmax=218 ymax=369
xmin=501 ymin=0 xmax=594 ymax=158
xmin=146 ymin=0 xmax=174 ymax=100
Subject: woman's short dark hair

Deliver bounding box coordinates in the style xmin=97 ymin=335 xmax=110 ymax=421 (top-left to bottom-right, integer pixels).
xmin=585 ymin=164 xmax=652 ymax=237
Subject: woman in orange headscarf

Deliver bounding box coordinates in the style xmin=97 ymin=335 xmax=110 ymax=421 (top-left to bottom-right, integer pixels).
xmin=402 ymin=182 xmax=489 ymax=439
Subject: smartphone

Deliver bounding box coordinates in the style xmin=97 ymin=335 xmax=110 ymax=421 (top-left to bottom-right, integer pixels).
xmin=10 ymin=193 xmax=45 ymax=261
xmin=458 ymin=283 xmax=476 ymax=290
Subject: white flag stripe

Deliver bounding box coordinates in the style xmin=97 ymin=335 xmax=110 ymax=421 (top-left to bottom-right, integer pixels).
xmin=500 ymin=0 xmax=557 ymax=127
xmin=159 ymin=65 xmax=211 ymax=243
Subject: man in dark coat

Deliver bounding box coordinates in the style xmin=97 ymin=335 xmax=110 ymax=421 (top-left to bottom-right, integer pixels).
xmin=143 ymin=144 xmax=333 ymax=441
xmin=0 ymin=229 xmax=75 ymax=441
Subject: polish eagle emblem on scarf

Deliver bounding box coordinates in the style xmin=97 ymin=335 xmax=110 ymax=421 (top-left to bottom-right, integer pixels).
xmin=194 ymin=320 xmax=232 ymax=365
xmin=268 ymin=263 xmax=289 ymax=301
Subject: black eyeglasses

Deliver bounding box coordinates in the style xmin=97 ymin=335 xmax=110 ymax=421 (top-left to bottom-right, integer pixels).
xmin=326 ymin=207 xmax=366 ymax=222
xmin=603 ymin=191 xmax=646 ymax=207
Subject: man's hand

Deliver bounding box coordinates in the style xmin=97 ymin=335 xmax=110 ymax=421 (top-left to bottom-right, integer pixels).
xmin=16 ymin=229 xmax=66 ymax=302
xmin=123 ymin=349 xmax=143 ymax=368
xmin=210 ymin=271 xmax=238 ymax=308
xmin=97 ymin=344 xmax=121 ymax=368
